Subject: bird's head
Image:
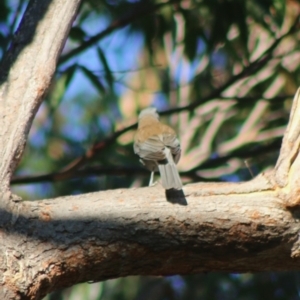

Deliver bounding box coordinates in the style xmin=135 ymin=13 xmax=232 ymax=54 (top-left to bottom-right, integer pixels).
xmin=138 ymin=107 xmax=159 ymax=120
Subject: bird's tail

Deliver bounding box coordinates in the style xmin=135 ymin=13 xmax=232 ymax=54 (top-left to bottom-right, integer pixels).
xmin=158 ymin=148 xmax=182 ymax=190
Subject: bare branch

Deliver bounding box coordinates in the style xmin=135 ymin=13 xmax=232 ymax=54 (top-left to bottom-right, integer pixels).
xmin=275 ymin=88 xmax=300 ymax=181
xmin=275 ymin=88 xmax=300 ymax=206
xmin=190 ymin=138 xmax=281 ymax=175
xmin=2 ymin=177 xmax=299 ymax=298
xmin=0 ymin=0 xmax=81 ymax=192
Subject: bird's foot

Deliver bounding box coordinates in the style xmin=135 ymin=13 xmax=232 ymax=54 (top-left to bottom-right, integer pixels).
xmin=149 ymin=181 xmax=158 ymax=187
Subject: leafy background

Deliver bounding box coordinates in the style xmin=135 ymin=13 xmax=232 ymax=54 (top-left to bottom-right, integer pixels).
xmin=1 ymin=0 xmax=300 ymax=299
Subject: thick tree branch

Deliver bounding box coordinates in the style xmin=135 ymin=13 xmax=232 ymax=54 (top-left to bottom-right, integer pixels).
xmin=1 ymin=176 xmax=300 ymax=299
xmin=275 ymin=88 xmax=300 ymax=206
xmin=0 ymin=0 xmax=81 ymax=192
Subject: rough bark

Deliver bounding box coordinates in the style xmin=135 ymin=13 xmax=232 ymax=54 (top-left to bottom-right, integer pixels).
xmin=0 ymin=0 xmax=80 ymax=191
xmin=0 ymin=0 xmax=81 ymax=298
xmin=0 ymin=0 xmax=300 ymax=299
xmin=1 ymin=175 xmax=300 ymax=299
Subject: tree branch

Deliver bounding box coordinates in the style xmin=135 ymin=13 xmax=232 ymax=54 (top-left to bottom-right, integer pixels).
xmin=2 ymin=176 xmax=299 ymax=299
xmin=10 ymin=136 xmax=281 ymax=185
xmin=275 ymin=88 xmax=300 ymax=206
xmin=59 ymin=0 xmax=181 ymax=65
xmin=0 ymin=0 xmax=81 ymax=193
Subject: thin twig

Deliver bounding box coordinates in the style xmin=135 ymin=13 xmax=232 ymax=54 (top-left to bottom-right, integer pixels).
xmin=59 ymin=0 xmax=181 ymax=65
xmin=11 ymin=137 xmax=281 ymax=185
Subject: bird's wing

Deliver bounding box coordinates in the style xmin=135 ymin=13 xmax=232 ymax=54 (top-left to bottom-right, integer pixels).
xmin=162 ymin=133 xmax=181 ymax=164
xmin=134 ymin=135 xmax=166 ymax=161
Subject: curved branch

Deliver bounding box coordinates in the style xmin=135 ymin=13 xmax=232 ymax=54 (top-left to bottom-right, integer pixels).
xmin=0 ymin=0 xmax=81 ymax=192
xmin=275 ymin=88 xmax=300 ymax=206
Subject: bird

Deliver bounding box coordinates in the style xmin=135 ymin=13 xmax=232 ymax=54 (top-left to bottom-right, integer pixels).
xmin=134 ymin=107 xmax=182 ymax=190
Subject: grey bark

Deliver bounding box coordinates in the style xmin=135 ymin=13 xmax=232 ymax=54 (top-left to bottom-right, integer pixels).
xmin=0 ymin=0 xmax=81 ymax=298
xmin=2 ymin=176 xmax=300 ymax=299
xmin=0 ymin=0 xmax=80 ymax=191
xmin=0 ymin=0 xmax=300 ymax=299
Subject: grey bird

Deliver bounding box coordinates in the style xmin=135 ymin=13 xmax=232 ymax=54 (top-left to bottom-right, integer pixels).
xmin=134 ymin=107 xmax=182 ymax=190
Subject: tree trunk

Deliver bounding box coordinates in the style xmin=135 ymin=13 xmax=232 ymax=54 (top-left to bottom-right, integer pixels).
xmin=1 ymin=0 xmax=300 ymax=299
